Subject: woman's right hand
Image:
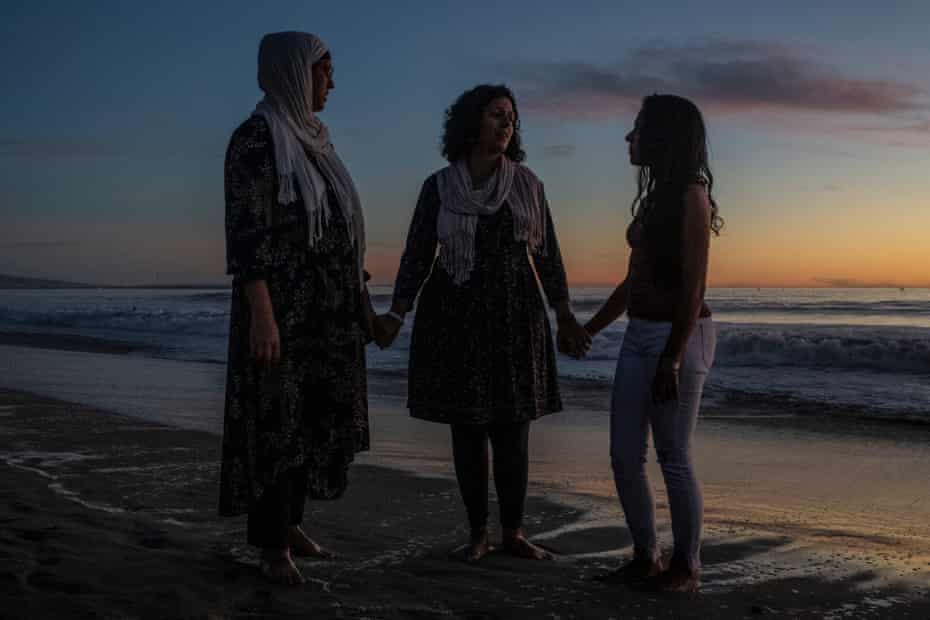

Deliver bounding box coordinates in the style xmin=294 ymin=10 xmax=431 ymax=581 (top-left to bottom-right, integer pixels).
xmin=250 ymin=313 xmax=281 ymax=367
xmin=375 ymin=314 xmax=402 ymax=349
xmin=557 ymin=315 xmax=592 ymax=359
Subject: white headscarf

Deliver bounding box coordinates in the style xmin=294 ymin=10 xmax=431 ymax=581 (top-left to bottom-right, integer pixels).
xmin=252 ymin=31 xmax=366 ymax=289
xmin=436 ymin=157 xmax=546 ymax=285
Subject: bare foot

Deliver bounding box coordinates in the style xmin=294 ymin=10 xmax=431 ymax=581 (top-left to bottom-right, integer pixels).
xmin=642 ymin=565 xmax=700 ymax=593
xmin=501 ymin=529 xmax=553 ymax=560
xmin=259 ymin=548 xmax=304 ymax=586
xmin=450 ymin=528 xmax=492 ymax=563
xmin=287 ymin=526 xmax=335 ymax=559
xmin=596 ymin=554 xmax=665 ymax=584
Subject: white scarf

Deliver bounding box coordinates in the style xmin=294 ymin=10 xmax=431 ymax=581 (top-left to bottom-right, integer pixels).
xmin=252 ymin=31 xmax=366 ymax=289
xmin=436 ymin=157 xmax=546 ymax=285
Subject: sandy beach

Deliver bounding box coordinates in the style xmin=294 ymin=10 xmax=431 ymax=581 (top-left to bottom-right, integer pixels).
xmin=2 ymin=378 xmax=929 ymax=619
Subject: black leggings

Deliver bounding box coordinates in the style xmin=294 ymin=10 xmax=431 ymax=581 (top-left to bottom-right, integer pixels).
xmin=247 ymin=463 xmax=308 ymax=548
xmin=451 ymin=422 xmax=530 ymax=533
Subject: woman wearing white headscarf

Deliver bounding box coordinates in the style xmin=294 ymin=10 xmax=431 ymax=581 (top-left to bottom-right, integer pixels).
xmin=379 ymin=84 xmax=591 ymax=562
xmin=219 ymin=31 xmax=371 ymax=585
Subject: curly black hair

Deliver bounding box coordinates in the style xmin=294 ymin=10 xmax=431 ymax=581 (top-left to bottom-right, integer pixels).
xmin=440 ymin=84 xmax=526 ymax=163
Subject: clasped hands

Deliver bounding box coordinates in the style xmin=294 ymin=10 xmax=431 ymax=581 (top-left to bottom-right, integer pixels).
xmin=370 ymin=312 xmax=403 ymax=349
xmin=556 ymin=313 xmax=592 ymax=359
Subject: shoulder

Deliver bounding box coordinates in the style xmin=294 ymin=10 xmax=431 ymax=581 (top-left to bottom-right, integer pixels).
xmin=226 ymin=116 xmax=271 ymax=157
xmin=418 ymin=170 xmax=445 ymax=202
xmin=683 ymin=183 xmax=712 ymax=223
xmin=424 ymin=168 xmax=446 ymax=190
xmin=514 ymin=162 xmax=543 ymax=187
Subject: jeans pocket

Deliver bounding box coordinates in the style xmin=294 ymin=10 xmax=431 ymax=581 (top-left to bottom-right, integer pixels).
xmin=700 ymin=322 xmax=717 ymax=371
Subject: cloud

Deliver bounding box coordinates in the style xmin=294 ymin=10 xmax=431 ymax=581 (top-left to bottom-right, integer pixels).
xmin=812 ymin=277 xmax=906 ymax=288
xmin=541 ymin=144 xmax=576 ymax=159
xmin=837 ymin=118 xmax=930 ymax=147
xmin=0 ymin=241 xmax=85 ymax=249
xmin=0 ymin=137 xmax=222 ymax=160
xmin=505 ymin=38 xmax=928 ymax=132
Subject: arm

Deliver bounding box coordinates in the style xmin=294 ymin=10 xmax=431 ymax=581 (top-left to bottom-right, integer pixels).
xmin=387 ymin=177 xmax=440 ymax=319
xmin=243 ymin=280 xmax=279 ymax=365
xmin=583 ymin=270 xmax=630 ymax=337
xmin=224 ymin=121 xmax=280 ymax=366
xmin=531 ymin=186 xmax=591 ymax=357
xmin=531 ymin=187 xmax=570 ymax=315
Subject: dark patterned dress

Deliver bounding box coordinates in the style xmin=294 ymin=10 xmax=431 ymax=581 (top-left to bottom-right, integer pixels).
xmin=393 ymin=173 xmax=569 ymax=425
xmin=219 ymin=117 xmax=370 ymax=517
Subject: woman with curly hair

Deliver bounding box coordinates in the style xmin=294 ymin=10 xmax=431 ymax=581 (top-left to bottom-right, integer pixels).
xmin=585 ymin=94 xmax=723 ymax=592
xmin=378 ymin=84 xmax=590 ymax=562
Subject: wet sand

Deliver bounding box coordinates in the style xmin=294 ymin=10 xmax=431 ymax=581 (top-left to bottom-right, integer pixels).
xmin=0 ymin=331 xmax=148 ymax=355
xmin=2 ymin=387 xmax=929 ymax=619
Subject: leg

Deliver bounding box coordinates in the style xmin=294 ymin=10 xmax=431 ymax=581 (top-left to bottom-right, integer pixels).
xmin=247 ymin=473 xmax=304 ymax=585
xmin=450 ymin=424 xmax=492 ymax=561
xmin=490 ymin=422 xmax=550 ymax=560
xmin=286 ymin=462 xmax=334 ymax=559
xmin=247 ymin=477 xmax=290 ymax=549
xmin=609 ymin=325 xmax=660 ymax=565
xmin=648 ymin=320 xmax=715 ymax=590
xmin=288 ymin=462 xmax=308 ymax=526
xmin=489 ymin=421 xmax=529 ymax=531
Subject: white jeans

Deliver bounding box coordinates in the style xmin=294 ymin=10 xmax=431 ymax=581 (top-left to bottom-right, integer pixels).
xmin=609 ymin=317 xmax=716 ymax=571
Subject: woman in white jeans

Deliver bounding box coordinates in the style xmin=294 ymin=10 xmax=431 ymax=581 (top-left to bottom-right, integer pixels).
xmin=585 ymin=94 xmax=723 ymax=593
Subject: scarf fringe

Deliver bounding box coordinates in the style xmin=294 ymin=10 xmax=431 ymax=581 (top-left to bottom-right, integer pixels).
xmin=256 ymin=102 xmax=366 ymax=290
xmin=437 ymin=160 xmax=546 ymax=285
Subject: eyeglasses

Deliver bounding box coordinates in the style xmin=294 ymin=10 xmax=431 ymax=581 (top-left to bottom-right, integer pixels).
xmin=490 ymin=109 xmax=518 ymax=128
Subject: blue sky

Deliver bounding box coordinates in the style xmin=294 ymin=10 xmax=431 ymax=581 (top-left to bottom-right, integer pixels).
xmin=2 ymin=1 xmax=929 ymax=286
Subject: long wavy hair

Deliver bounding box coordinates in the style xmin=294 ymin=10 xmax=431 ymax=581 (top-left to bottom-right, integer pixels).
xmin=440 ymin=84 xmax=526 ymax=163
xmin=631 ymin=94 xmax=723 ymax=285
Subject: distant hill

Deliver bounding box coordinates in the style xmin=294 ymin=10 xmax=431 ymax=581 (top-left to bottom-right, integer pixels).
xmin=0 ymin=273 xmax=230 ymax=289
xmin=115 ymin=283 xmax=230 ymax=290
xmin=0 ymin=273 xmax=94 ymax=289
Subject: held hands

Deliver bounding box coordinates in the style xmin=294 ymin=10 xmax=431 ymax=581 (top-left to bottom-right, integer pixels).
xmin=374 ymin=313 xmax=403 ymax=349
xmin=249 ymin=313 xmax=281 ymax=367
xmin=556 ymin=314 xmax=592 ymax=359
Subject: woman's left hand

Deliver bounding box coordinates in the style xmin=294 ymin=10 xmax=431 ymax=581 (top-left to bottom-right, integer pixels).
xmin=651 ymin=361 xmax=680 ymax=404
xmin=557 ymin=316 xmax=592 ymax=359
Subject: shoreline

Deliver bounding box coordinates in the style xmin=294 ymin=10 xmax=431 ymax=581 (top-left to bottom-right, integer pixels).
xmin=1 ymin=387 xmax=929 ymax=618
xmin=0 ymin=330 xmax=151 ymax=355
xmin=1 ymin=329 xmax=927 ymax=430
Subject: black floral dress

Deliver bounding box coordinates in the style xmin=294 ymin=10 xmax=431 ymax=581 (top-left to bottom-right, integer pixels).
xmin=219 ymin=117 xmax=369 ymax=517
xmin=393 ymin=173 xmax=569 ymax=425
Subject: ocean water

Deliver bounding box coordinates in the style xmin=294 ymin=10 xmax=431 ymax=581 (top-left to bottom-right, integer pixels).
xmin=0 ymin=287 xmax=928 ymax=422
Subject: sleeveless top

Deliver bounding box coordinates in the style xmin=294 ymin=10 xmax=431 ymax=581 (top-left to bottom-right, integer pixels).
xmin=626 ymin=187 xmax=711 ymax=321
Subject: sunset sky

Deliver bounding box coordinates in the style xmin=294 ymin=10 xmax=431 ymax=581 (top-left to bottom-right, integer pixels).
xmin=2 ymin=1 xmax=929 ymax=287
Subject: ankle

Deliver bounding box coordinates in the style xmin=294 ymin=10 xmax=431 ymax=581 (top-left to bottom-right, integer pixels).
xmin=262 ymin=547 xmax=290 ymax=559
xmin=632 ymin=548 xmax=661 ymax=565
xmin=667 ymin=556 xmax=699 ymax=577
xmin=470 ymin=526 xmax=489 ymax=543
xmin=501 ymin=527 xmax=524 ymax=541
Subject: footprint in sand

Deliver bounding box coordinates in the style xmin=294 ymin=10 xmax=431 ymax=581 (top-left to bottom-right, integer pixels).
xmin=8 ymin=500 xmax=35 ymax=513
xmin=27 ymin=570 xmax=96 ymax=595
xmin=14 ymin=526 xmax=57 ymax=543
